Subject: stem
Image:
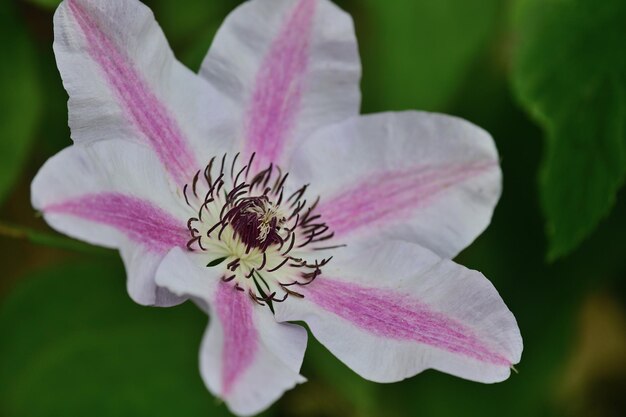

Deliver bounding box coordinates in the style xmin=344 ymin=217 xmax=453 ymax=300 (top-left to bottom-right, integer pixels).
xmin=0 ymin=221 xmax=113 ymax=256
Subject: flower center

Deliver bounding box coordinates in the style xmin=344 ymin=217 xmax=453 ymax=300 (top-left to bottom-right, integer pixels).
xmin=225 ymin=196 xmax=286 ymax=252
xmin=182 ymin=153 xmax=342 ymax=309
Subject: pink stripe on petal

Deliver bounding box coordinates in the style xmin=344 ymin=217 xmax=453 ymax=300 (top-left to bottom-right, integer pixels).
xmin=305 ymin=278 xmax=510 ymax=366
xmin=216 ymin=281 xmax=258 ymax=395
xmin=319 ymin=163 xmax=496 ymax=237
xmin=67 ymin=0 xmax=197 ymax=185
xmin=244 ymin=0 xmax=317 ymax=171
xmin=45 ymin=192 xmax=187 ymax=252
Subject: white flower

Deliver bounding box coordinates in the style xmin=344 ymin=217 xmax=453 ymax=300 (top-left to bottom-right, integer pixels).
xmin=31 ymin=0 xmax=522 ymax=415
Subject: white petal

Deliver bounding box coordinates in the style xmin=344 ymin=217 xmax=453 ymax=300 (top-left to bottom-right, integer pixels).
xmin=120 ymin=242 xmax=185 ymax=306
xmin=54 ymin=0 xmax=235 ymax=185
xmin=154 ymin=248 xmax=219 ymax=303
xmin=288 ymin=111 xmax=502 ymax=259
xmin=156 ymin=248 xmax=307 ymax=416
xmin=31 ymin=139 xmax=190 ymax=305
xmin=200 ymin=0 xmax=361 ymax=171
xmin=275 ymin=240 xmax=522 ymax=383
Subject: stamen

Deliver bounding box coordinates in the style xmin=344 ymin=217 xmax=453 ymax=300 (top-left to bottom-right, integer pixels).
xmin=227 ymin=258 xmax=240 ymax=271
xmin=192 ymin=170 xmax=201 ymax=198
xmin=249 ymin=290 xmax=266 ymax=306
xmin=230 ymin=152 xmax=240 ymax=180
xmin=281 ymin=232 xmax=296 ymax=256
xmin=245 ymin=152 xmax=256 ymax=180
xmin=287 ymin=184 xmax=308 ymax=205
xmin=183 ymin=184 xmax=191 ymax=206
xmin=181 ymin=153 xmax=342 ymax=308
xmin=266 ymin=257 xmax=289 ymax=272
xmin=259 ymin=252 xmax=267 ymax=270
xmin=186 ymin=236 xmax=200 ymax=251
xmin=204 ymin=156 xmax=215 ymax=185
xmin=281 ymin=285 xmax=304 ymax=298
xmin=219 ymin=153 xmax=227 ymax=177
xmin=206 ymin=221 xmax=223 ymax=237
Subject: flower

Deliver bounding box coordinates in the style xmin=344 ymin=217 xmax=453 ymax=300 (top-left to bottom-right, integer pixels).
xmin=31 ymin=0 xmax=522 ymax=415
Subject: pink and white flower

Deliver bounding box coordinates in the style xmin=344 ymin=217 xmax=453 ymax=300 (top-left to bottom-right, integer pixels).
xmin=31 ymin=0 xmax=522 ymax=415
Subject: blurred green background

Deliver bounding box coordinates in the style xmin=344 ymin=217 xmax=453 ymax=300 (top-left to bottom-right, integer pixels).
xmin=1 ymin=0 xmax=626 ymax=416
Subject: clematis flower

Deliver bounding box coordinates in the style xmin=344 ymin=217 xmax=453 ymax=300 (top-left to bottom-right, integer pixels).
xmin=31 ymin=0 xmax=522 ymax=415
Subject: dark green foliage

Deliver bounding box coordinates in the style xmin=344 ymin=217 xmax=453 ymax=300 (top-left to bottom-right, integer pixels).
xmin=513 ymin=0 xmax=626 ymax=259
xmin=0 ymin=262 xmax=235 ymax=417
xmin=359 ymin=0 xmax=500 ymax=112
xmin=0 ymin=1 xmax=42 ymax=203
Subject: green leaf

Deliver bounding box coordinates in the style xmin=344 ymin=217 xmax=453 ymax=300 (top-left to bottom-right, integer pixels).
xmin=299 ymin=336 xmax=380 ymax=417
xmin=359 ymin=0 xmax=500 ymax=112
xmin=0 ymin=262 xmax=239 ymax=417
xmin=0 ymin=4 xmax=42 ymax=204
xmin=148 ymin=0 xmax=230 ymax=70
xmin=26 ymin=0 xmax=62 ymax=9
xmin=513 ymin=0 xmax=626 ymax=260
xmin=149 ymin=0 xmax=225 ymax=41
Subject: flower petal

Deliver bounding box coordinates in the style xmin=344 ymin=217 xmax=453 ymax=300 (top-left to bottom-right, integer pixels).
xmin=200 ymin=0 xmax=361 ymax=171
xmin=120 ymin=242 xmax=186 ymax=307
xmin=54 ymin=0 xmax=234 ymax=185
xmin=156 ymin=248 xmax=307 ymax=416
xmin=288 ymin=111 xmax=501 ymax=259
xmin=274 ymin=240 xmax=522 ymax=384
xmin=31 ymin=140 xmax=190 ymax=305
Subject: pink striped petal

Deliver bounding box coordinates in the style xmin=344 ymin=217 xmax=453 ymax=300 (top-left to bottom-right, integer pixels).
xmin=44 ymin=192 xmax=186 ymax=253
xmin=306 ymin=279 xmax=509 ymax=367
xmin=213 ymin=281 xmax=258 ymax=397
xmin=54 ymin=0 xmax=234 ymax=185
xmin=274 ymin=240 xmax=522 ymax=384
xmin=32 ymin=140 xmax=189 ymax=305
xmin=318 ymin=162 xmax=496 ymax=239
xmin=288 ymin=111 xmax=502 ymax=259
xmin=244 ymin=0 xmax=316 ymax=171
xmin=155 ymin=248 xmax=307 ymax=416
xmin=201 ymin=0 xmax=361 ymax=171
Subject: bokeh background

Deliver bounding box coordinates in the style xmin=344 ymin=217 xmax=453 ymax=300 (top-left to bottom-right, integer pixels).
xmin=1 ymin=0 xmax=626 ymax=416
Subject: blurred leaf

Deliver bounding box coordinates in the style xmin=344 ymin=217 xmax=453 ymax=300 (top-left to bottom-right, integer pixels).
xmin=26 ymin=0 xmax=61 ymax=9
xmin=148 ymin=0 xmax=223 ymax=41
xmin=0 ymin=3 xmax=43 ymax=204
xmin=425 ymin=54 xmax=595 ymax=417
xmin=0 ymin=221 xmax=113 ymax=255
xmin=300 ymin=336 xmax=380 ymax=417
xmin=513 ymin=0 xmax=626 ymax=260
xmin=0 ymin=262 xmax=239 ymax=417
xmin=359 ymin=0 xmax=500 ymax=112
xmin=178 ymin=25 xmax=222 ymax=72
xmin=36 ymin=49 xmax=73 ymax=156
xmin=147 ymin=0 xmax=231 ymax=70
